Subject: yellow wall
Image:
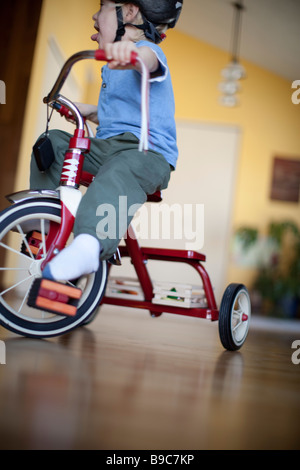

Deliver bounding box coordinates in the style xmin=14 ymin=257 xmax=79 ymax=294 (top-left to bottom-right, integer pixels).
xmin=16 ymin=2 xmax=300 ymax=288
xmin=15 ymin=0 xmax=100 ymax=193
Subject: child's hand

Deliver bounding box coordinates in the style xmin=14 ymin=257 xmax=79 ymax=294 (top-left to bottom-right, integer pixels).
xmin=104 ymin=41 xmax=139 ymax=69
xmin=104 ymin=42 xmax=159 ymax=75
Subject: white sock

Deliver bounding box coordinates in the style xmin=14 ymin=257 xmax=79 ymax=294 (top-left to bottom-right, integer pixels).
xmin=43 ymin=234 xmax=100 ymax=281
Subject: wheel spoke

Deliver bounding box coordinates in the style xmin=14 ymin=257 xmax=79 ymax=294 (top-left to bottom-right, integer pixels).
xmin=0 ymin=241 xmax=32 ymax=261
xmin=17 ymin=224 xmax=36 ymax=260
xmin=232 ymin=312 xmax=242 ymax=332
xmin=0 ymin=273 xmax=35 ymax=296
xmin=233 ymin=294 xmax=250 ymax=339
xmin=234 ymin=303 xmax=243 ymax=315
xmin=40 ymin=219 xmax=47 ymax=258
xmin=0 ymin=267 xmax=29 ymax=271
xmin=238 ymin=294 xmax=249 ymax=313
xmin=17 ymin=283 xmax=32 ymax=313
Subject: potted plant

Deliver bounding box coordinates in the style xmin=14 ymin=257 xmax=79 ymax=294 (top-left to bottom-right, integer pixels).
xmin=235 ymin=221 xmax=300 ymax=318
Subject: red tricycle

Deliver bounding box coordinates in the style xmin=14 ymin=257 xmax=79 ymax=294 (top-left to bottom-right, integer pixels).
xmin=0 ymin=50 xmax=251 ymax=350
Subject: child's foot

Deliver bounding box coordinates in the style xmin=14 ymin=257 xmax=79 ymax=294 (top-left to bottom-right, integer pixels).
xmin=42 ymin=234 xmax=101 ymax=281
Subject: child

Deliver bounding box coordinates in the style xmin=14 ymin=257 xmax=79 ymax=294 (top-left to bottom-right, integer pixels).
xmin=30 ymin=0 xmax=183 ymax=282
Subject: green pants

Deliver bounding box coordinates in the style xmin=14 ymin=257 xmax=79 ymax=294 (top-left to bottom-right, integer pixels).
xmin=30 ymin=130 xmax=171 ymax=259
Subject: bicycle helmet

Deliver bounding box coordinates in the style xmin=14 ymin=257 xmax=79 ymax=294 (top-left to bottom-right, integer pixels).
xmin=113 ymin=1 xmax=183 ymax=43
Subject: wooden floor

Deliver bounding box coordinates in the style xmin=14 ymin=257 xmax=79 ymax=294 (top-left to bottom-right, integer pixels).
xmin=0 ymin=305 xmax=299 ymax=450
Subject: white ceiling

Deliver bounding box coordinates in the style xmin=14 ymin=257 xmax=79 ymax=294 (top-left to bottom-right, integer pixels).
xmin=177 ymin=0 xmax=300 ymax=81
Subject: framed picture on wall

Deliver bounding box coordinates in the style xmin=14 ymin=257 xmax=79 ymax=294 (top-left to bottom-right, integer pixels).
xmin=270 ymin=157 xmax=300 ymax=203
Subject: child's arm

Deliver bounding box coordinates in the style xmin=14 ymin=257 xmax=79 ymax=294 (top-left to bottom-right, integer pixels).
xmin=70 ymin=43 xmax=158 ymax=125
xmin=104 ymin=41 xmax=159 ymax=75
xmin=74 ymin=103 xmax=99 ymax=124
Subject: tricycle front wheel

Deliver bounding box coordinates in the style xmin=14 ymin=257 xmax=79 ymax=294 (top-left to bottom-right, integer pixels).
xmin=0 ymin=198 xmax=108 ymax=338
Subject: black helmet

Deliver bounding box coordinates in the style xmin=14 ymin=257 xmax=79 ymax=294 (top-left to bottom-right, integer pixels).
xmin=130 ymin=1 xmax=183 ymax=28
xmin=113 ymin=0 xmax=183 ymax=43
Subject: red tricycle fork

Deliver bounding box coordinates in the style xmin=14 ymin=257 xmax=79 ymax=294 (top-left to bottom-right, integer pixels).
xmin=37 ymin=125 xmax=91 ymax=270
xmin=102 ymin=223 xmax=219 ymax=322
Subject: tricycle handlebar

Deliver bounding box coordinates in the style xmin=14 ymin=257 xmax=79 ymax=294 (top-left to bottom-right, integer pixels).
xmin=44 ymin=49 xmax=138 ymax=104
xmin=44 ymin=49 xmax=148 ymax=152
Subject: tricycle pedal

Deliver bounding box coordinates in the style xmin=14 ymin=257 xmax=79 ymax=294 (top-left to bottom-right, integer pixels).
xmin=21 ymin=231 xmax=44 ymax=257
xmin=27 ymin=278 xmax=82 ymax=317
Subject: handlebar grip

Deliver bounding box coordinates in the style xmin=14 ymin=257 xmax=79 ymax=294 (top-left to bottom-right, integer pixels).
xmin=52 ymin=102 xmax=86 ymax=124
xmin=53 ymin=102 xmax=73 ymax=120
xmin=94 ymin=49 xmax=138 ymax=66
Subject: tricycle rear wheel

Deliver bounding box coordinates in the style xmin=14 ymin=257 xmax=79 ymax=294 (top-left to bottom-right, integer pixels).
xmin=218 ymin=283 xmax=251 ymax=350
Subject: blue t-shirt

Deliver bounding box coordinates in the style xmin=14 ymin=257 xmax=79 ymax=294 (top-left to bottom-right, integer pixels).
xmin=96 ymin=41 xmax=178 ymax=168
